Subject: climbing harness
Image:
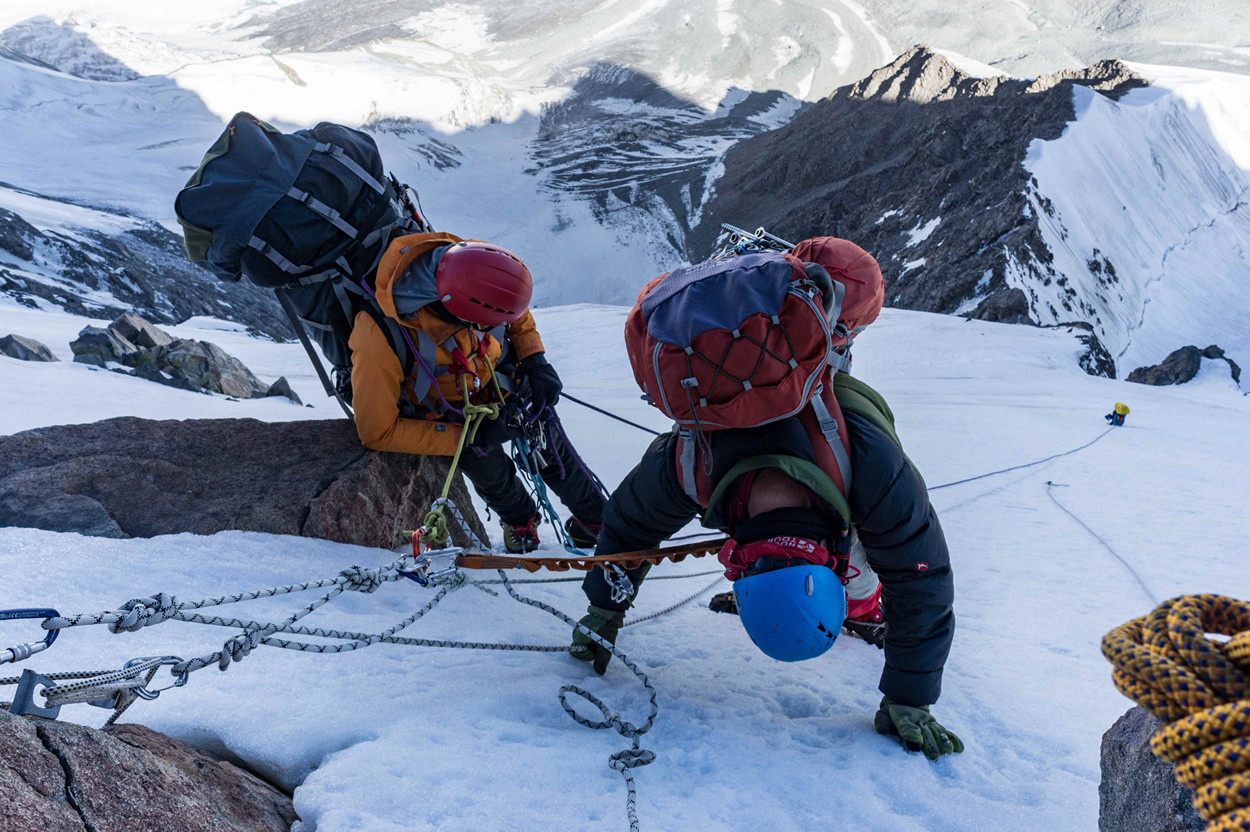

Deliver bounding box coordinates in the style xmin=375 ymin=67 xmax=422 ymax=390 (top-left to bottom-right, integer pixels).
xmin=1103 ymin=594 xmax=1250 ymax=832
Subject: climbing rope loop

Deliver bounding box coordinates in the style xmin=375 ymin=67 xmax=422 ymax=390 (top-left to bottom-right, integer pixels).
xmin=1103 ymin=594 xmax=1250 ymax=832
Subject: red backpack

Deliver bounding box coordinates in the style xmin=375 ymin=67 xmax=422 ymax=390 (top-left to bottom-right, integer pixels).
xmin=624 ymin=235 xmax=885 ymax=506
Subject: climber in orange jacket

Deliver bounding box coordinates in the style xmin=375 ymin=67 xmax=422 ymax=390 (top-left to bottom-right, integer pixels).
xmin=349 ymin=232 xmax=606 ymax=553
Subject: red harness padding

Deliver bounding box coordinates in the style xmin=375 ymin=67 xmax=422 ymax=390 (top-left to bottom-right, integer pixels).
xmin=717 ymin=536 xmax=831 ymax=581
xmin=674 ymin=372 xmax=853 ymax=510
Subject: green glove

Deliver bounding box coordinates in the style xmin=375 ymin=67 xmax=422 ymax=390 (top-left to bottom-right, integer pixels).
xmin=873 ymin=697 xmax=964 ymax=760
xmin=569 ymin=605 xmax=624 ymax=675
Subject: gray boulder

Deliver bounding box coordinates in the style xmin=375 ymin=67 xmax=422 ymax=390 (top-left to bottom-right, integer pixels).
xmin=128 ymin=361 xmax=203 ymax=393
xmin=264 ymin=375 xmax=303 ymax=405
xmin=108 ymin=312 xmax=172 ymax=349
xmin=69 ymin=326 xmax=140 ymax=367
xmin=0 ymin=416 xmax=487 ymax=549
xmin=0 ymin=334 xmax=57 ymax=362
xmin=1128 ymin=347 xmax=1203 ymax=386
xmin=1099 ymin=707 xmax=1202 ymax=832
xmin=0 ymin=707 xmax=296 ymax=832
xmin=144 ymin=339 xmax=269 ymax=398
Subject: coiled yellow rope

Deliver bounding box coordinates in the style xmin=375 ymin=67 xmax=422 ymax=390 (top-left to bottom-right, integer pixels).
xmin=1102 ymin=594 xmax=1250 ymax=832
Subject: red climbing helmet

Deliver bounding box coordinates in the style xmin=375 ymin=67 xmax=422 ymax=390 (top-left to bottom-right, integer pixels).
xmin=435 ymin=242 xmax=533 ymax=327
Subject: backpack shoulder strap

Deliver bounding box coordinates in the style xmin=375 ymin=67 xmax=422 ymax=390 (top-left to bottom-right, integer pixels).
xmin=832 ymin=373 xmax=901 ymax=448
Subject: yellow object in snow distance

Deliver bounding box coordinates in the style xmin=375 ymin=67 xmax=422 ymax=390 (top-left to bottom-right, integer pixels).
xmin=1114 ymin=402 xmax=1130 ymax=415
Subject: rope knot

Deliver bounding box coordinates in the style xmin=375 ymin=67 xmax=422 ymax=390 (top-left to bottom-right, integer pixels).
xmin=338 ymin=565 xmax=383 ymax=594
xmin=219 ymin=632 xmax=259 ymax=670
xmin=609 ymin=746 xmax=656 ymax=771
xmin=109 ymin=593 xmax=177 ymax=633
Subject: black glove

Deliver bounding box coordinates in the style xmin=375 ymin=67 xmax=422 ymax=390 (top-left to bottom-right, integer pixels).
xmin=467 ymin=402 xmax=523 ymax=449
xmin=518 ymin=352 xmax=563 ymax=412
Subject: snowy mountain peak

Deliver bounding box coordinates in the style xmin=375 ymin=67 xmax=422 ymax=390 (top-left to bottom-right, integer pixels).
xmin=841 ymin=45 xmax=1146 ymax=105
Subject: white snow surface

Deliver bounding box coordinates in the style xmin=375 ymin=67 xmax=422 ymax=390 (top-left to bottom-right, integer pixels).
xmin=2 ymin=299 xmax=1248 ymax=830
xmin=1024 ymin=63 xmax=1250 ymax=375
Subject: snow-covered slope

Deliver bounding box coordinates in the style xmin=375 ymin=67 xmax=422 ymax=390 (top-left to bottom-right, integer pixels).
xmin=2 ymin=298 xmax=1248 ymax=830
xmin=2 ymin=1 xmax=1248 ymax=312
xmin=1024 ymin=64 xmax=1250 ymax=374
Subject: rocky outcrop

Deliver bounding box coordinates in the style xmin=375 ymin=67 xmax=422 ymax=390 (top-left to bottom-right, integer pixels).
xmin=69 ymin=326 xmax=140 ymax=366
xmin=0 ymin=188 xmax=291 ymax=340
xmin=136 ymin=339 xmax=270 ymax=398
xmin=0 ymin=334 xmax=57 ymax=362
xmin=1128 ymin=346 xmax=1204 ymax=386
xmin=0 ymin=707 xmax=297 ymax=832
xmin=700 ymin=46 xmax=1146 ymax=369
xmin=969 ymin=287 xmax=1031 ymax=324
xmin=0 ymin=416 xmax=487 ymax=549
xmin=1201 ymin=345 xmax=1241 ymax=384
xmin=70 ymin=314 xmax=301 ymax=401
xmin=109 ymin=311 xmax=173 ymax=350
xmin=264 ymin=376 xmax=303 ymax=405
xmin=1099 ymin=707 xmax=1202 ymax=832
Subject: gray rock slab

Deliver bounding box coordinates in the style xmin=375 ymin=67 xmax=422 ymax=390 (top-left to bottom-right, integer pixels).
xmin=0 ymin=416 xmax=487 ymax=550
xmin=0 ymin=334 xmax=57 ymax=362
xmin=1099 ymin=707 xmax=1202 ymax=832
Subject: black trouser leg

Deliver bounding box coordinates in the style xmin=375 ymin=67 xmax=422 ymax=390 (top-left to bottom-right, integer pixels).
xmin=581 ymin=432 xmax=701 ymax=611
xmin=540 ymin=414 xmax=607 ymax=526
xmin=456 ymin=442 xmax=537 ymax=526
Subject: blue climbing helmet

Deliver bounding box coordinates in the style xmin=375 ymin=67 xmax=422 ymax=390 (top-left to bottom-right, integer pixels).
xmin=723 ymin=537 xmax=847 ymax=662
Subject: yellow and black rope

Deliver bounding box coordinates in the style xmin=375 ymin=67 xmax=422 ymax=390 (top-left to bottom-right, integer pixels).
xmin=1103 ymin=594 xmax=1250 ymax=832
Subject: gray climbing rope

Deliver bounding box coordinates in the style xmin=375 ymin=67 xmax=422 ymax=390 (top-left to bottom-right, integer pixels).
xmin=1046 ymin=481 xmax=1159 ymax=605
xmin=623 ymin=576 xmax=724 ymax=628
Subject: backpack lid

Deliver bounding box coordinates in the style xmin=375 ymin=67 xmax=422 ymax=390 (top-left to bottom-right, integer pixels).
xmin=641 ymin=252 xmax=797 ymax=346
xmin=791 ymin=237 xmax=884 ymax=338
xmin=175 ymin=112 xmax=394 ymax=285
xmin=176 ymin=113 xmax=311 ymax=278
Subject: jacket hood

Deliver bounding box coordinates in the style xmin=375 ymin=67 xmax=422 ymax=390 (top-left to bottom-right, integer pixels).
xmin=372 ymin=232 xmax=464 ymax=323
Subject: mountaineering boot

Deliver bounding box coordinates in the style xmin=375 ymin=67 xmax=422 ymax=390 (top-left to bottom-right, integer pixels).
xmin=843 ymin=588 xmax=885 ymax=649
xmin=570 ymin=605 xmax=624 ymax=675
xmin=564 ymin=516 xmax=601 ymax=549
xmin=708 ymin=591 xmax=739 ymax=615
xmin=501 ymin=514 xmax=541 ymax=554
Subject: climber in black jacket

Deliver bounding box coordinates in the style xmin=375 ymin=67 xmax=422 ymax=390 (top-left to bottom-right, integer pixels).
xmin=570 ymin=408 xmax=961 ymax=760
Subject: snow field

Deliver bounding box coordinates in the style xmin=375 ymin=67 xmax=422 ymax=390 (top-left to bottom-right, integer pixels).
xmin=1024 ymin=63 xmax=1250 ymax=376
xmin=2 ymin=301 xmax=1249 ymax=829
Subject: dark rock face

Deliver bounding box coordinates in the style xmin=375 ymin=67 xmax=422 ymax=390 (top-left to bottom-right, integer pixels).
xmin=69 ymin=326 xmax=141 ymax=367
xmin=264 ymin=376 xmax=303 ymax=405
xmin=109 ymin=312 xmax=173 ymax=350
xmin=71 ymin=314 xmax=285 ymax=399
xmin=969 ymin=287 xmax=1031 ymax=324
xmin=0 ymin=334 xmax=57 ymax=362
xmin=1076 ymin=328 xmax=1118 ymax=379
xmin=700 ymin=46 xmax=1146 ymax=350
xmin=139 ymin=339 xmax=269 ymax=399
xmin=0 ymin=417 xmax=487 ymax=549
xmin=0 ymin=185 xmax=291 ymax=340
xmin=1099 ymin=707 xmax=1202 ymax=832
xmin=0 ymin=707 xmax=297 ymax=832
xmin=1202 ymin=344 xmax=1241 ymax=384
xmin=1127 ymin=346 xmax=1204 ymax=386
